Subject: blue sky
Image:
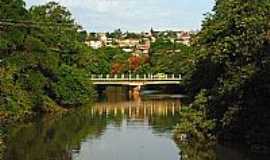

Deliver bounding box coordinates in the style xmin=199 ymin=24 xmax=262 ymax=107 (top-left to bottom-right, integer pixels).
xmin=24 ymin=0 xmax=215 ymax=32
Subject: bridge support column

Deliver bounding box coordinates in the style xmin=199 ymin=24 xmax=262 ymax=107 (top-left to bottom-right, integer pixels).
xmin=128 ymin=85 xmax=141 ymax=100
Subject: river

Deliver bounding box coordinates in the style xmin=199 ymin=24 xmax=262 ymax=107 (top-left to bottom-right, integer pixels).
xmin=3 ymin=87 xmax=266 ymax=160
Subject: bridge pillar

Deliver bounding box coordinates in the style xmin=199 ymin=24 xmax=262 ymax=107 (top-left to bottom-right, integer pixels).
xmin=128 ymin=85 xmax=141 ymax=100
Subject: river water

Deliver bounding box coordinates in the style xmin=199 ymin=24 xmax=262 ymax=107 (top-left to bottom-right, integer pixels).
xmin=4 ymin=87 xmax=266 ymax=160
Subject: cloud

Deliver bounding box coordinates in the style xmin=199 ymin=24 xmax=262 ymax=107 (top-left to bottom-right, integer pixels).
xmin=25 ymin=0 xmax=215 ymax=32
xmin=55 ymin=0 xmax=122 ymax=13
xmin=28 ymin=0 xmax=154 ymax=14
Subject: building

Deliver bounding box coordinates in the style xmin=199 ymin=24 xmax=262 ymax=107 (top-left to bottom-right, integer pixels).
xmin=106 ymin=38 xmax=114 ymax=47
xmin=84 ymin=29 xmax=191 ymax=50
xmin=176 ymin=31 xmax=191 ymax=46
xmin=85 ymin=40 xmax=103 ymax=49
xmin=117 ymin=39 xmax=140 ymax=48
xmin=98 ymin=33 xmax=107 ymax=42
xmin=136 ymin=39 xmax=151 ymax=54
xmin=122 ymin=48 xmax=133 ymax=53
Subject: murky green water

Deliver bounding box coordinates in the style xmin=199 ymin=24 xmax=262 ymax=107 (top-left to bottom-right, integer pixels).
xmin=4 ymin=87 xmax=266 ymax=160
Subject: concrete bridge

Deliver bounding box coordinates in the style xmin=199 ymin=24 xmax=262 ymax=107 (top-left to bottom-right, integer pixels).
xmin=90 ymin=74 xmax=182 ymax=86
xmin=90 ymin=74 xmax=182 ymax=97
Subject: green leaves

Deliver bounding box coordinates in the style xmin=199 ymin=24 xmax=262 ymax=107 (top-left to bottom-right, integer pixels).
xmin=181 ymin=0 xmax=270 ymax=151
xmin=174 ymin=107 xmax=215 ymax=142
xmin=174 ymin=89 xmax=215 ymax=146
xmin=0 ymin=0 xmax=28 ymax=19
xmin=1 ymin=1 xmax=96 ymax=122
xmin=0 ymin=68 xmax=33 ymax=118
xmin=52 ymin=65 xmax=95 ymax=107
xmin=150 ymin=38 xmax=194 ymax=74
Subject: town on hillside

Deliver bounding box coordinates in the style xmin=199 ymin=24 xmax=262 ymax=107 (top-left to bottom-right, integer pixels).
xmin=85 ymin=29 xmax=196 ymax=54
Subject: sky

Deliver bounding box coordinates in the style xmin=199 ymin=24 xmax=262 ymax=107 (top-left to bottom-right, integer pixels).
xmin=24 ymin=0 xmax=215 ymax=32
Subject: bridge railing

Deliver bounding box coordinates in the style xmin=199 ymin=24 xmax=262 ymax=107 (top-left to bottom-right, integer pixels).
xmin=89 ymin=74 xmax=182 ymax=81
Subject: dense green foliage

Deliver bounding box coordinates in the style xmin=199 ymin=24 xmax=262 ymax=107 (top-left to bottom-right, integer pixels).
xmin=150 ymin=38 xmax=194 ymax=74
xmin=52 ymin=65 xmax=94 ymax=106
xmin=175 ymin=0 xmax=270 ymax=154
xmin=93 ymin=47 xmax=127 ymax=74
xmin=174 ymin=90 xmax=215 ymax=142
xmin=177 ymin=140 xmax=216 ymax=160
xmin=0 ymin=1 xmax=96 ymax=122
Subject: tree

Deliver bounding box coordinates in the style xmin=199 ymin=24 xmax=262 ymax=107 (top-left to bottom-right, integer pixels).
xmin=52 ymin=65 xmax=95 ymax=106
xmin=150 ymin=38 xmax=195 ymax=74
xmin=1 ymin=1 xmax=96 ymax=121
xmin=0 ymin=0 xmax=29 ymax=56
xmin=180 ymin=0 xmax=270 ymax=152
xmin=110 ymin=28 xmax=122 ymax=39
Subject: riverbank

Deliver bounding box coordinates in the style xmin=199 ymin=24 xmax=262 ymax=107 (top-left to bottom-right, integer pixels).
xmin=173 ymin=89 xmax=270 ymax=158
xmin=1 ymin=2 xmax=96 ymax=156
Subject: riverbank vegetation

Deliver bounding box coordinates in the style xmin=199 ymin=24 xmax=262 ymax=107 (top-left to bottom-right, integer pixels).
xmin=1 ymin=0 xmax=270 ymax=158
xmin=0 ymin=2 xmax=98 ymax=157
xmin=0 ymin=1 xmax=98 ymax=123
xmin=174 ymin=0 xmax=270 ymax=155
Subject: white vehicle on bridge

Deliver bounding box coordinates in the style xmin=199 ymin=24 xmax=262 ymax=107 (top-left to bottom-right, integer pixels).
xmin=153 ymin=73 xmax=167 ymax=79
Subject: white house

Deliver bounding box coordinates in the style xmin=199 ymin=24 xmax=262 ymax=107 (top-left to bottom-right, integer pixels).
xmin=85 ymin=41 xmax=103 ymax=49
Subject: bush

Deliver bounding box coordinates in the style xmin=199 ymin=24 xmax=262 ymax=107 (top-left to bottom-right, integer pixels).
xmin=174 ymin=107 xmax=215 ymax=142
xmin=0 ymin=67 xmax=33 ymax=120
xmin=174 ymin=90 xmax=215 ymax=143
xmin=39 ymin=96 xmax=66 ymax=113
xmin=52 ymin=65 xmax=95 ymax=107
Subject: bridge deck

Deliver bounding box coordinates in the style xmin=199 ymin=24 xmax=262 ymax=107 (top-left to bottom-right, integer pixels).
xmin=89 ymin=74 xmax=182 ymax=86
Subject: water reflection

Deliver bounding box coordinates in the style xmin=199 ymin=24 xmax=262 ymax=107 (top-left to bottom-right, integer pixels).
xmin=5 ymin=108 xmax=108 ymax=160
xmin=5 ymin=97 xmax=182 ymax=160
xmin=92 ymin=100 xmax=181 ymax=118
xmin=4 ymin=87 xmax=258 ymax=160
